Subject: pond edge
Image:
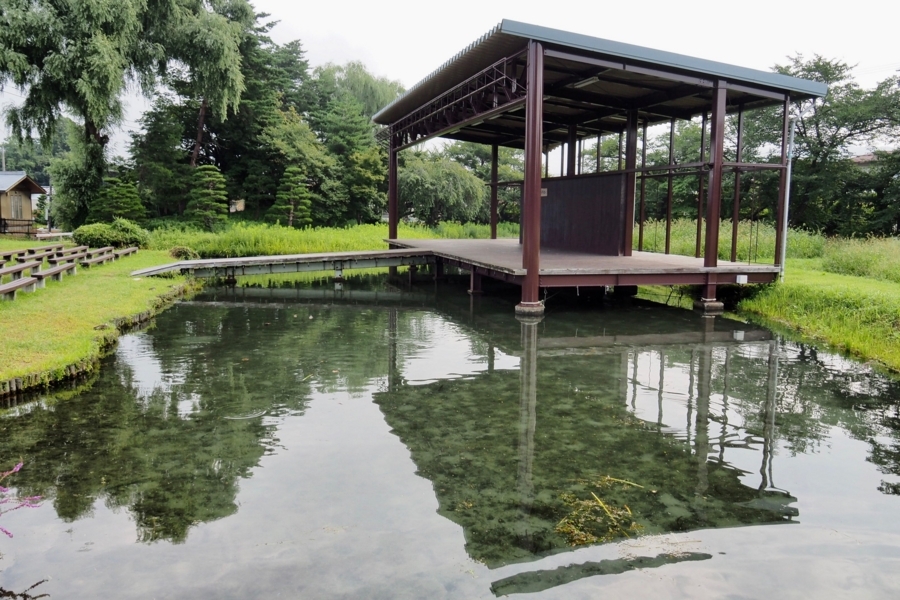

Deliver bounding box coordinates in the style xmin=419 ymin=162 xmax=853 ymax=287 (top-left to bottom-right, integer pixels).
xmin=0 ymin=279 xmax=204 ymax=399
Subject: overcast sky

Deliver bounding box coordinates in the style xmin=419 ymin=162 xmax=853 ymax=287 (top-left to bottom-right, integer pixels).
xmin=2 ymin=0 xmax=897 ymax=156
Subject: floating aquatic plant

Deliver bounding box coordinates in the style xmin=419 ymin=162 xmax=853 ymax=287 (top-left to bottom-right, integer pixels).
xmin=555 ymin=476 xmax=645 ymax=546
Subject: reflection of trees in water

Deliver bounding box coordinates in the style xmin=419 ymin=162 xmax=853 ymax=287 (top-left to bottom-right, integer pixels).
xmin=0 ymin=579 xmax=49 ymax=599
xmin=713 ymin=341 xmax=900 ymax=494
xmin=0 ymin=304 xmax=399 ymax=543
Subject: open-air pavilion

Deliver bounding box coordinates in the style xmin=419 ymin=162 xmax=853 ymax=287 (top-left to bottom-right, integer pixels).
xmin=373 ymin=20 xmax=827 ymax=315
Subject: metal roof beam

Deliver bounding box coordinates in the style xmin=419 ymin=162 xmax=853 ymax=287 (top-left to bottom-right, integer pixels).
xmin=544 ymin=48 xmax=715 ymax=88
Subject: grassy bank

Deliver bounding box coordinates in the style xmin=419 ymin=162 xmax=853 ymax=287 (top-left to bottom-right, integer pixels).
xmin=629 ymin=223 xmax=900 ymax=371
xmin=0 ymin=248 xmax=191 ymax=391
xmin=738 ymin=260 xmax=900 ymax=371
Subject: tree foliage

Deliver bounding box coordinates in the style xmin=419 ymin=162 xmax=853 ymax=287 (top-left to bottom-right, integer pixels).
xmin=87 ymin=177 xmax=146 ymax=223
xmin=185 ymin=165 xmax=229 ymax=231
xmin=267 ymin=165 xmax=312 ymax=228
xmin=398 ymin=151 xmax=487 ymax=227
xmin=443 ymin=142 xmax=524 ymax=222
xmin=0 ymin=0 xmax=247 ymax=228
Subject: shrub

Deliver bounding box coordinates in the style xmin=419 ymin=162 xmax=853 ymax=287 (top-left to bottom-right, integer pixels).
xmin=73 ymin=223 xmax=117 ymax=248
xmin=169 ymin=246 xmax=200 ymax=260
xmin=72 ymin=218 xmax=149 ymax=248
xmin=111 ymin=218 xmax=150 ymax=248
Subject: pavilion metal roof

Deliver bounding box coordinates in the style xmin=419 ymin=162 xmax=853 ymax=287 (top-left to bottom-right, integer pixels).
xmin=373 ymin=19 xmax=827 ymax=134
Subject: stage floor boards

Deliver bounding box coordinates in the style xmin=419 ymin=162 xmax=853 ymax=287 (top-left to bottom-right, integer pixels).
xmin=391 ymin=238 xmax=780 ymax=287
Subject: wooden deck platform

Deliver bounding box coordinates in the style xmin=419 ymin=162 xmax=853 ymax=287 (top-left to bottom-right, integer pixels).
xmin=391 ymin=238 xmax=780 ymax=288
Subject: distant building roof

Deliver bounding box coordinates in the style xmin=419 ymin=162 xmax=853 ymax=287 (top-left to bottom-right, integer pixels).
xmin=0 ymin=171 xmax=46 ymax=194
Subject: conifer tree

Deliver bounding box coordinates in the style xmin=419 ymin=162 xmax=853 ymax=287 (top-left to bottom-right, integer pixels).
xmin=87 ymin=178 xmax=146 ymax=223
xmin=185 ymin=165 xmax=229 ymax=231
xmin=267 ymin=165 xmax=312 ymax=228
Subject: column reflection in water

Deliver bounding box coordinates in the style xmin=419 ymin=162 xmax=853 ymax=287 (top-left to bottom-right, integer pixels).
xmin=517 ymin=315 xmax=539 ymax=549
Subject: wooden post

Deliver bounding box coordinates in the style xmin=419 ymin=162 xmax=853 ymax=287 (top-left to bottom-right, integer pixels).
xmin=567 ymin=125 xmax=577 ymax=176
xmin=490 ymin=143 xmax=499 ymax=239
xmin=704 ymin=82 xmax=726 ymax=269
xmin=638 ymin=122 xmax=647 ymax=251
xmin=388 ymin=132 xmax=398 ymax=241
xmin=666 ymin=118 xmax=675 ymax=254
xmin=731 ymin=106 xmax=744 ymax=262
xmin=623 ymin=111 xmax=638 ymax=256
xmin=695 ymin=112 xmax=707 ymax=258
xmin=695 ymin=81 xmax=727 ymax=314
xmin=518 ymin=40 xmax=544 ymax=316
xmin=774 ymin=96 xmax=791 ymax=267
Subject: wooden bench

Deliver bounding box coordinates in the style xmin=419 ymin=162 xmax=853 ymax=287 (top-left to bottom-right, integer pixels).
xmin=0 ymin=260 xmax=41 ymax=283
xmin=55 ymin=245 xmax=88 ymax=257
xmin=26 ymin=243 xmax=64 ymax=255
xmin=79 ymin=254 xmax=115 ymax=268
xmin=17 ymin=250 xmax=56 ymax=264
xmin=0 ymin=249 xmax=28 ymax=262
xmin=33 ymin=262 xmax=77 ymax=286
xmin=113 ymin=247 xmax=139 ymax=259
xmin=85 ymin=246 xmax=114 ymax=259
xmin=0 ymin=276 xmax=38 ymax=300
xmin=48 ymin=252 xmax=87 ymax=266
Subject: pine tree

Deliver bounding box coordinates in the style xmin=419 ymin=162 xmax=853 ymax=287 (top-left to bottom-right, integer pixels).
xmin=267 ymin=165 xmax=312 ymax=228
xmin=185 ymin=165 xmax=229 ymax=231
xmin=87 ymin=178 xmax=146 ymax=223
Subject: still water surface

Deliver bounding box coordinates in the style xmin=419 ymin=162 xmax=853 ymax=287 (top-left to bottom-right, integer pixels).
xmin=2 ymin=278 xmax=900 ymax=598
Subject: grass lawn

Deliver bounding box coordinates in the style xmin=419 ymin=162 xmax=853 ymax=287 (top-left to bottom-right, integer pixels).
xmin=739 ymin=259 xmax=900 ymax=371
xmin=0 ymin=245 xmax=189 ymax=385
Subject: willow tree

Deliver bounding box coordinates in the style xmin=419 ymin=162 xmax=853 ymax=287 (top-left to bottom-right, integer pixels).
xmin=0 ymin=0 xmax=246 ymax=226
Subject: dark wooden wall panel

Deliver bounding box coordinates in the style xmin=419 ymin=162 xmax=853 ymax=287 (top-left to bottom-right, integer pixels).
xmin=537 ymin=173 xmax=626 ymax=255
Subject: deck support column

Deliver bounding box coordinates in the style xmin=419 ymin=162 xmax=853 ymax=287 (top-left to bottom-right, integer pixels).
xmin=490 ymin=144 xmax=499 ymax=239
xmin=567 ymin=124 xmax=577 ymax=177
xmin=517 ymin=40 xmax=544 ymax=316
xmin=388 ymin=132 xmax=398 ymax=241
xmin=469 ymin=270 xmax=483 ymax=295
xmin=623 ymin=110 xmax=638 ymax=257
xmin=696 ymin=81 xmax=726 ymax=314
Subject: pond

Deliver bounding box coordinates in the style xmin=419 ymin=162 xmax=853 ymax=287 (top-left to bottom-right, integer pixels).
xmin=1 ymin=276 xmax=900 ymax=598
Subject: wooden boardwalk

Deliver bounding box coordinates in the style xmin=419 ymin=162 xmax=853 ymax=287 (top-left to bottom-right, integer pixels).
xmin=131 ymin=248 xmax=435 ymax=278
xmin=391 ymin=238 xmax=780 ymax=288
xmin=133 ymin=240 xmax=778 ymax=292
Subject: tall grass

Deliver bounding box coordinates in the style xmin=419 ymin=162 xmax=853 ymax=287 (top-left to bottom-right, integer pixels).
xmin=740 ymin=267 xmax=900 ymax=371
xmin=821 ymin=237 xmax=900 ymax=284
xmin=634 ymin=219 xmax=825 ymax=261
xmin=147 ymin=221 xmax=519 ymax=259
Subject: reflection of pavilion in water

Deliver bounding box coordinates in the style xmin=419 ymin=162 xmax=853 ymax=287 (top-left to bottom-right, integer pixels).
xmin=380 ymin=309 xmax=795 ymax=570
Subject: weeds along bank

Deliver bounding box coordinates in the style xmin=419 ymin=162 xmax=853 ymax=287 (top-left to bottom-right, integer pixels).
xmin=738 ymin=262 xmax=900 ymax=372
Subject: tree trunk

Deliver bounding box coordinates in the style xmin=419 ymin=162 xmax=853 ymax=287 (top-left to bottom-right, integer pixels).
xmin=190 ymin=98 xmax=208 ymax=168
